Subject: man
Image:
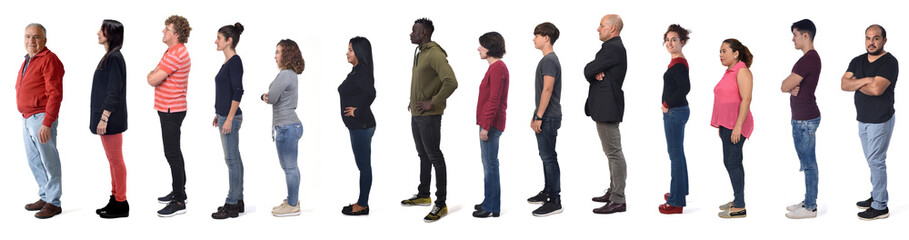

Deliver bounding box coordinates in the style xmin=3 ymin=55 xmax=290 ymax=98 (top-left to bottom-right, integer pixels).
xmin=147 ymin=15 xmax=192 ymax=217
xmin=17 ymin=23 xmax=64 ymax=219
xmin=399 ymin=18 xmax=458 ymax=223
xmin=527 ymin=22 xmax=564 ymax=217
xmin=781 ymin=19 xmax=822 ymax=219
xmin=841 ymin=24 xmax=898 ymax=221
xmin=585 ymin=14 xmax=628 ymax=214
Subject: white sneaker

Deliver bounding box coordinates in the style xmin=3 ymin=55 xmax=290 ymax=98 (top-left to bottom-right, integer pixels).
xmin=786 ymin=201 xmax=804 ymax=212
xmin=272 ymin=200 xmax=301 ymax=217
xmin=785 ymin=206 xmax=817 ymax=219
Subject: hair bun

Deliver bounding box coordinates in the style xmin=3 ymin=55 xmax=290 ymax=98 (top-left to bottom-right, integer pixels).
xmin=234 ymin=22 xmax=244 ymax=34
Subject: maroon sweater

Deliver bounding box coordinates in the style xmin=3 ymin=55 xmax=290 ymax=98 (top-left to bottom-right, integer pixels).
xmin=476 ymin=60 xmax=509 ymax=131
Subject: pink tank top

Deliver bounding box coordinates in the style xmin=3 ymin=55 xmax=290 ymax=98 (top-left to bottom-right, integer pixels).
xmin=711 ymin=61 xmax=754 ymax=139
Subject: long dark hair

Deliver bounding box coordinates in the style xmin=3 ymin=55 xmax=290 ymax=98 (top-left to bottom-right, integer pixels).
xmin=349 ymin=36 xmax=373 ymax=74
xmin=97 ymin=19 xmax=124 ymax=70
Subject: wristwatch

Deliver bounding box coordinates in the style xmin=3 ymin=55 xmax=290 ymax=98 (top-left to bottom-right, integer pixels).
xmin=533 ymin=114 xmax=543 ymax=121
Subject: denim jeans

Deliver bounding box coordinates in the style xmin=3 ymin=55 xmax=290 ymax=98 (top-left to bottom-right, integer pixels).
xmin=792 ymin=117 xmax=820 ymax=210
xmin=858 ymin=116 xmax=894 ymax=210
xmin=664 ymin=106 xmax=689 ymax=207
xmin=480 ymin=126 xmax=503 ymax=213
xmin=218 ymin=114 xmax=243 ymax=204
xmin=412 ymin=115 xmax=446 ymax=206
xmin=596 ymin=121 xmax=626 ymax=203
xmin=535 ymin=117 xmax=561 ymax=200
xmin=349 ymin=127 xmax=375 ymax=207
xmin=275 ymin=122 xmax=302 ymax=206
xmin=22 ymin=113 xmax=62 ymax=207
xmin=158 ymin=111 xmax=187 ymax=201
xmin=719 ymin=126 xmax=746 ymax=208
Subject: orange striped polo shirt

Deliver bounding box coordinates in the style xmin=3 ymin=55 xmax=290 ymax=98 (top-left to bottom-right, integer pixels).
xmin=155 ymin=43 xmax=191 ymax=112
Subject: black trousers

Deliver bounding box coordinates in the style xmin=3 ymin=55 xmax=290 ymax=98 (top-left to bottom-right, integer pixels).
xmin=159 ymin=111 xmax=187 ymax=201
xmin=412 ymin=115 xmax=446 ymax=206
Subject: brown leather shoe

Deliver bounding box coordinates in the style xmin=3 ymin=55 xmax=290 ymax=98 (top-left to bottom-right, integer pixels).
xmin=35 ymin=203 xmax=62 ymax=219
xmin=592 ymin=191 xmax=612 ymax=203
xmin=593 ymin=202 xmax=626 ymax=214
xmin=25 ymin=199 xmax=47 ymax=211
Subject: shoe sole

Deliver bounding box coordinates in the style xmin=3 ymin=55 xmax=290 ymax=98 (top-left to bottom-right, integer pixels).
xmin=533 ymin=209 xmax=563 ymax=217
xmin=402 ymin=203 xmax=431 ymax=207
xmin=157 ymin=209 xmax=187 ymax=217
xmin=857 ymin=206 xmax=870 ymax=210
xmin=272 ymin=212 xmax=301 ymax=217
xmin=858 ymin=213 xmax=889 ymax=220
xmin=159 ymin=200 xmax=187 ymax=204
xmin=423 ymin=217 xmax=444 ymax=223
xmin=527 ymin=200 xmax=545 ymax=204
xmin=785 ymin=214 xmax=817 ymax=219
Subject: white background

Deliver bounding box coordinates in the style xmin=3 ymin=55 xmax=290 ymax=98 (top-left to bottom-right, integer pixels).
xmin=1 ymin=0 xmax=906 ymax=238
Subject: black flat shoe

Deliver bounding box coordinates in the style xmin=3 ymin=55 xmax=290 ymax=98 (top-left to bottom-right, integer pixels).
xmin=472 ymin=209 xmax=500 ymax=218
xmin=341 ymin=204 xmax=369 ymax=216
xmin=474 ymin=204 xmax=482 ymax=211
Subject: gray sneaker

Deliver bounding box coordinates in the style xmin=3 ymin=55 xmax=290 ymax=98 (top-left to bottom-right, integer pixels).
xmin=785 ymin=206 xmax=817 ymax=219
xmin=786 ymin=201 xmax=805 ymax=212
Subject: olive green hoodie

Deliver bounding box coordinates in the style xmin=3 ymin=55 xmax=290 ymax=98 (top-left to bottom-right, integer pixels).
xmin=410 ymin=41 xmax=458 ymax=116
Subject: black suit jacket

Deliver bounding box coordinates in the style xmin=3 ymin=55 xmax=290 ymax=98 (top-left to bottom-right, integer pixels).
xmin=584 ymin=37 xmax=627 ymax=122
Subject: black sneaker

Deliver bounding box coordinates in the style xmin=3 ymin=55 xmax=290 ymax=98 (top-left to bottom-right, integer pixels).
xmin=158 ymin=192 xmax=174 ymax=204
xmin=532 ymin=199 xmax=563 ymax=217
xmin=858 ymin=207 xmax=889 ymax=220
xmin=527 ymin=191 xmax=548 ymax=204
xmin=157 ymin=201 xmax=186 ymax=217
xmin=856 ymin=197 xmax=873 ymax=210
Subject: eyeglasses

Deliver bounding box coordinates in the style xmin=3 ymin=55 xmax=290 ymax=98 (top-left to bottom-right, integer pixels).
xmin=164 ymin=27 xmax=176 ymax=33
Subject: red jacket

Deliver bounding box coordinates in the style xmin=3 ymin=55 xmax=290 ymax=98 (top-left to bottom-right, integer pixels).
xmin=476 ymin=60 xmax=509 ymax=132
xmin=17 ymin=48 xmax=64 ymax=127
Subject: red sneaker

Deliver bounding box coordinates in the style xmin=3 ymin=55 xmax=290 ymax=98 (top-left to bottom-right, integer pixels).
xmin=659 ymin=203 xmax=683 ymax=214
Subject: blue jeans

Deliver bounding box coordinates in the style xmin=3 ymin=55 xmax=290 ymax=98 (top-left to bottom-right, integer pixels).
xmin=349 ymin=127 xmax=375 ymax=207
xmin=858 ymin=116 xmax=894 ymax=210
xmin=275 ymin=122 xmax=302 ymax=206
xmin=792 ymin=117 xmax=820 ymax=210
xmin=480 ymin=126 xmax=503 ymax=213
xmin=719 ymin=126 xmax=746 ymax=208
xmin=664 ymin=106 xmax=689 ymax=207
xmin=22 ymin=113 xmax=62 ymax=207
xmin=218 ymin=115 xmax=243 ymax=204
xmin=535 ymin=117 xmax=561 ymax=200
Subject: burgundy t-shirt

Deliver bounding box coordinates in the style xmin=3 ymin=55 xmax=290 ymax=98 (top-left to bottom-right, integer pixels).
xmin=790 ymin=50 xmax=821 ymax=120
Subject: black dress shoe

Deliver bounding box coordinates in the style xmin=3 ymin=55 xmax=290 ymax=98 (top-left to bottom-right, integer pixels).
xmin=592 ymin=191 xmax=612 ymax=203
xmin=472 ymin=209 xmax=500 ymax=218
xmin=218 ymin=199 xmax=245 ymax=213
xmin=341 ymin=204 xmax=369 ymax=216
xmin=474 ymin=204 xmax=482 ymax=211
xmin=593 ymin=202 xmax=626 ymax=214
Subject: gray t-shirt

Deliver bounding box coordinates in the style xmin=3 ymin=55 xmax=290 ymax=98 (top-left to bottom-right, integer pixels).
xmin=266 ymin=70 xmax=301 ymax=126
xmin=535 ymin=52 xmax=562 ymax=118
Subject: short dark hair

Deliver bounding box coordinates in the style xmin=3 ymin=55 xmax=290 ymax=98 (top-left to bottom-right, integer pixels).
xmin=664 ymin=24 xmax=690 ymax=43
xmin=866 ymin=24 xmax=887 ymax=39
xmin=791 ymin=19 xmax=816 ymax=41
xmin=218 ymin=22 xmax=244 ymax=49
xmin=533 ymin=22 xmax=560 ymax=45
xmin=165 ymin=15 xmax=191 ymax=43
xmin=479 ymin=31 xmax=506 ymax=58
xmin=415 ymin=18 xmax=434 ymax=36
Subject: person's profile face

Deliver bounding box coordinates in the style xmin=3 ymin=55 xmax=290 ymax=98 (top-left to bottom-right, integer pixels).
xmin=410 ymin=23 xmax=425 ymax=44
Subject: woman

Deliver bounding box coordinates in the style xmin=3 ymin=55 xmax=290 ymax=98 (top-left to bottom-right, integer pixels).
xmin=473 ymin=31 xmax=509 ymax=218
xmin=263 ymin=39 xmax=305 ymax=217
xmin=91 ymin=19 xmax=129 ymax=219
xmin=211 ymin=22 xmax=245 ymax=219
xmin=339 ymin=37 xmax=377 ymax=216
xmin=659 ymin=24 xmax=691 ymax=215
xmin=712 ymin=38 xmax=754 ymax=218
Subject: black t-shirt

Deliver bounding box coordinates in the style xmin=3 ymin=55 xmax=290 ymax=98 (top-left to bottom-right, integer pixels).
xmin=847 ymin=52 xmax=899 ymax=123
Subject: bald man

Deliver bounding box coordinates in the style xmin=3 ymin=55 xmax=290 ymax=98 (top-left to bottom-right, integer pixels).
xmin=841 ymin=24 xmax=898 ymax=220
xmin=17 ymin=23 xmax=65 ymax=219
xmin=585 ymin=14 xmax=628 ymax=214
